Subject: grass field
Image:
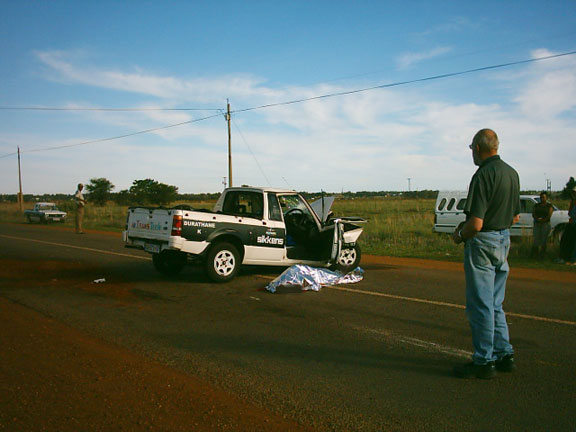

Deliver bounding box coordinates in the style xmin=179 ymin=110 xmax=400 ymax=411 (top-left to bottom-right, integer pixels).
xmin=1 ymin=197 xmax=573 ymax=271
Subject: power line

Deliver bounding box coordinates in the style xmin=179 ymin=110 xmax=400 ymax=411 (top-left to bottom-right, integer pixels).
xmin=1 ymin=50 xmax=574 ymax=160
xmin=232 ymin=50 xmax=576 ymax=115
xmin=230 ymin=114 xmax=271 ymax=186
xmin=301 ymin=31 xmax=576 ymax=86
xmin=0 ymin=107 xmax=222 ymax=111
xmin=0 ymin=113 xmax=223 ymax=159
xmin=3 ymin=50 xmax=574 ymax=116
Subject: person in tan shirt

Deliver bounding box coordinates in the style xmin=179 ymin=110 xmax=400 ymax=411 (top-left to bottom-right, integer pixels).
xmin=74 ymin=183 xmax=86 ymax=234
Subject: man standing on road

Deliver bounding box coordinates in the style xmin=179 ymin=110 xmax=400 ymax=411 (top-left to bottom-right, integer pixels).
xmin=452 ymin=128 xmax=520 ymax=379
xmin=74 ymin=183 xmax=86 ymax=234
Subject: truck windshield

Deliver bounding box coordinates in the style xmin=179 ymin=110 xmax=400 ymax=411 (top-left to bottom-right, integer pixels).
xmin=277 ymin=194 xmax=314 ymax=219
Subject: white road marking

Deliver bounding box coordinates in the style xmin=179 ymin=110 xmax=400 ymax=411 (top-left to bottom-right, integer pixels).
xmin=0 ymin=234 xmax=151 ymax=261
xmin=327 ymin=285 xmax=576 ymax=327
xmin=4 ymin=233 xmax=575 ymax=327
xmin=352 ymin=325 xmax=472 ymax=359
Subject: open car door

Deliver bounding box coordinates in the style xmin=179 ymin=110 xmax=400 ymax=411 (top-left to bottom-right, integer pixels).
xmin=330 ymin=219 xmax=344 ymax=263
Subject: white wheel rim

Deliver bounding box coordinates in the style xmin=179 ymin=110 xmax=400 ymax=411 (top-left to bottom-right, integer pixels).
xmin=214 ymin=250 xmax=236 ymax=276
xmin=338 ymin=248 xmax=356 ymax=266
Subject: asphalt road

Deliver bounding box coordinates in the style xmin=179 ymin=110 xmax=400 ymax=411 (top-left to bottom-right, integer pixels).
xmin=1 ymin=223 xmax=575 ymax=431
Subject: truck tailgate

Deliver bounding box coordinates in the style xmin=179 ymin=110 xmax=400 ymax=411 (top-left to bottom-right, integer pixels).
xmin=126 ymin=208 xmax=174 ymax=241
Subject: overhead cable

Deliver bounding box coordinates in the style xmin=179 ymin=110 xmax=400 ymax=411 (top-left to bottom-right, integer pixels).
xmin=230 ymin=114 xmax=271 ymax=186
xmin=3 ymin=50 xmax=574 ymax=115
xmin=0 ymin=113 xmax=222 ymax=159
xmin=232 ymin=50 xmax=576 ymax=114
xmin=0 ymin=107 xmax=222 ymax=111
xmin=1 ymin=50 xmax=574 ymax=160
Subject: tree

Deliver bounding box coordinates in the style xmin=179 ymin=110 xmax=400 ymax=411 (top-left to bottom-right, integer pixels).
xmin=150 ymin=182 xmax=179 ymax=206
xmin=129 ymin=179 xmax=157 ymax=205
xmin=113 ymin=189 xmax=132 ymax=205
xmin=561 ymin=177 xmax=576 ymax=199
xmin=86 ymin=178 xmax=115 ymax=206
xmin=129 ymin=179 xmax=178 ymax=205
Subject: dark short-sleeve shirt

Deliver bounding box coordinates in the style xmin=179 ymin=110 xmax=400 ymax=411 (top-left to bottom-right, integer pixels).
xmin=464 ymin=155 xmax=520 ymax=231
xmin=533 ymin=202 xmax=553 ymax=223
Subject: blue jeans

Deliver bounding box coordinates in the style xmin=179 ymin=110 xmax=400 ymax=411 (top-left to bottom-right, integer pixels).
xmin=464 ymin=230 xmax=514 ymax=364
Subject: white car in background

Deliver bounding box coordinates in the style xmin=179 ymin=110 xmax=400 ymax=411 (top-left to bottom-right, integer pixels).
xmin=433 ymin=191 xmax=569 ymax=242
xmin=24 ymin=202 xmax=68 ymax=223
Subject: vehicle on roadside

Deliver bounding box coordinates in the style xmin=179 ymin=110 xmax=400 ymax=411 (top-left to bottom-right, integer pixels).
xmin=433 ymin=191 xmax=569 ymax=242
xmin=24 ymin=202 xmax=68 ymax=223
xmin=123 ymin=187 xmax=366 ymax=282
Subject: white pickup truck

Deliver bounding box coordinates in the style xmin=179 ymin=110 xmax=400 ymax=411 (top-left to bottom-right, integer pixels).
xmin=24 ymin=202 xmax=68 ymax=223
xmin=123 ymin=187 xmax=366 ymax=282
xmin=433 ymin=191 xmax=569 ymax=242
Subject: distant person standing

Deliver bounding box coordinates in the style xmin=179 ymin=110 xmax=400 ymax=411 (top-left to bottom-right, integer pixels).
xmin=452 ymin=129 xmax=520 ymax=379
xmin=531 ymin=191 xmax=553 ymax=258
xmin=74 ymin=183 xmax=86 ymax=234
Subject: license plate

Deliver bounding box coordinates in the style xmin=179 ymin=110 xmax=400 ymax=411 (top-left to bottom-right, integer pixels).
xmin=145 ymin=243 xmax=160 ymax=253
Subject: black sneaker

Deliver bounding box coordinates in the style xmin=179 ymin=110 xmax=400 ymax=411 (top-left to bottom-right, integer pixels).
xmin=495 ymin=354 xmax=516 ymax=372
xmin=453 ymin=362 xmax=496 ymax=379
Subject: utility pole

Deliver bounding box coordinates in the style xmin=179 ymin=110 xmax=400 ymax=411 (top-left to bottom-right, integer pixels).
xmin=17 ymin=146 xmax=23 ymax=213
xmin=407 ymin=177 xmax=411 ymax=192
xmin=226 ymin=100 xmax=233 ymax=187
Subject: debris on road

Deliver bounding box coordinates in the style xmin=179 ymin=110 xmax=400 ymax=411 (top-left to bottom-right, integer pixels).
xmin=92 ymin=278 xmax=106 ymax=284
xmin=266 ymin=265 xmax=364 ymax=293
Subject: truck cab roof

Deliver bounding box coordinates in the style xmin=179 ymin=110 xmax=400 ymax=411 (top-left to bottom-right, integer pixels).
xmin=223 ymin=186 xmax=297 ymax=194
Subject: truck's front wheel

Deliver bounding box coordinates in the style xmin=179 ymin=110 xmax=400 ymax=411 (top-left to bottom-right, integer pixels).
xmin=335 ymin=244 xmax=361 ymax=273
xmin=152 ymin=250 xmax=187 ymax=276
xmin=205 ymin=242 xmax=240 ymax=283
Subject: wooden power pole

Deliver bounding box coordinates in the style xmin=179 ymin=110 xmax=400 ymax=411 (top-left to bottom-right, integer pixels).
xmin=17 ymin=146 xmax=23 ymax=212
xmin=227 ymin=100 xmax=233 ymax=187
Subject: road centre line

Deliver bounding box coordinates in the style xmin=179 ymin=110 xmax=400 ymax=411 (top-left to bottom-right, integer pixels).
xmin=0 ymin=234 xmax=151 ymax=261
xmin=4 ymin=233 xmax=575 ymax=327
xmin=326 ymin=286 xmax=576 ymax=327
xmin=351 ymin=325 xmax=473 ymax=359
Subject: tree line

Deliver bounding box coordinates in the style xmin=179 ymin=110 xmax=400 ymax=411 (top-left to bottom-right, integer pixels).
xmin=2 ymin=176 xmax=575 ymax=205
xmin=85 ymin=178 xmax=216 ymax=206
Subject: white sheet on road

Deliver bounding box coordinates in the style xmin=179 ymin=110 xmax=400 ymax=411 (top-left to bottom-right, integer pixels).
xmin=266 ymin=264 xmax=364 ymax=293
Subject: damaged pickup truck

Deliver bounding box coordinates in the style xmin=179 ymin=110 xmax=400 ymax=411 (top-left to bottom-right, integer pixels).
xmin=123 ymin=187 xmax=366 ymax=282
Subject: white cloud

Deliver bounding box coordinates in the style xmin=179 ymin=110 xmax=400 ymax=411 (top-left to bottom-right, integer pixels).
xmin=410 ymin=17 xmax=473 ymax=39
xmin=396 ymin=46 xmax=453 ymax=70
xmin=2 ymin=48 xmax=575 ymax=194
xmin=513 ymin=49 xmax=576 ymax=119
xmin=35 ymin=50 xmax=281 ymax=103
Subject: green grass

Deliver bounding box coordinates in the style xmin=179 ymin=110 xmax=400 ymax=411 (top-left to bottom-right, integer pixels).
xmin=1 ymin=198 xmax=573 ymax=271
xmin=333 ymin=197 xmax=573 ymax=270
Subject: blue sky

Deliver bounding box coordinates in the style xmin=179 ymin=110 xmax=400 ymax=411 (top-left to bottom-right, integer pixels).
xmin=1 ymin=1 xmax=575 ymax=194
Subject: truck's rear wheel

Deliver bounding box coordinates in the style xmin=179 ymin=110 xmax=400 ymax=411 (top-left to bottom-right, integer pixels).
xmin=152 ymin=250 xmax=187 ymax=276
xmin=335 ymin=244 xmax=361 ymax=273
xmin=205 ymin=242 xmax=240 ymax=283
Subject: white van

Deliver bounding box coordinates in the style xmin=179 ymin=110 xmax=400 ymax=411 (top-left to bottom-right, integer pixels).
xmin=433 ymin=191 xmax=569 ymax=241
